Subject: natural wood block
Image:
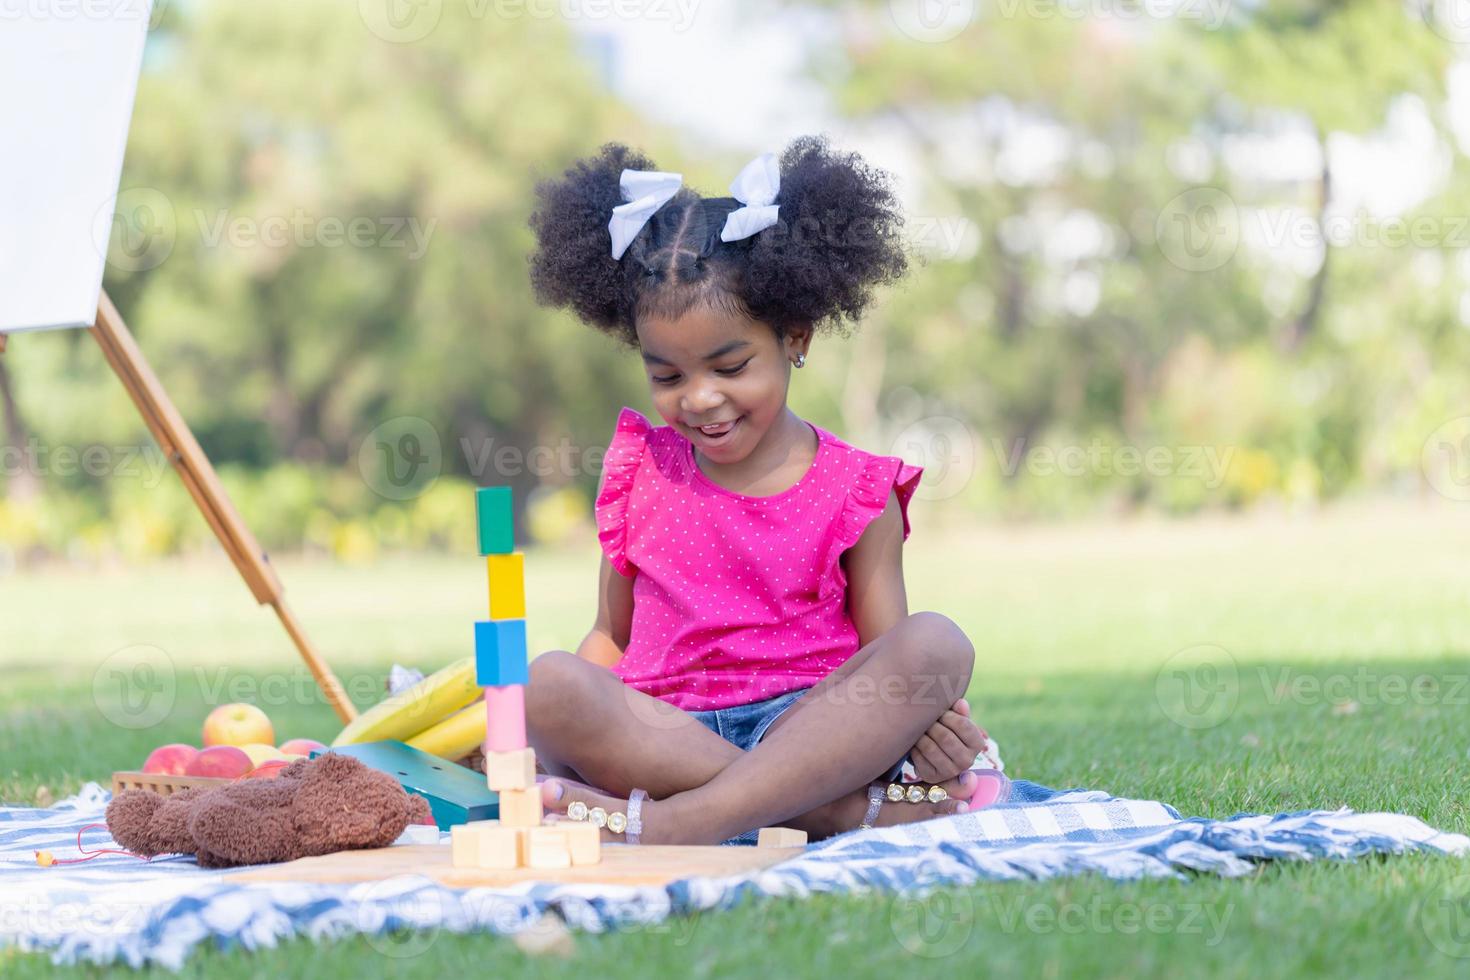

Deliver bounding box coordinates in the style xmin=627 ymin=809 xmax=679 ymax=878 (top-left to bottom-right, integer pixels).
xmin=526 ymin=827 xmax=572 ymax=869
xmin=756 ymin=827 xmax=807 ymax=848
xmin=475 ymin=486 xmax=514 ymax=555
xmin=497 ymin=786 xmax=543 ymax=827
xmin=451 ymin=820 xmax=523 ymax=869
xmin=561 ymin=822 xmax=601 ymax=865
xmin=484 ymin=747 xmax=536 ymax=791
xmin=486 ymin=553 xmax=526 ymax=619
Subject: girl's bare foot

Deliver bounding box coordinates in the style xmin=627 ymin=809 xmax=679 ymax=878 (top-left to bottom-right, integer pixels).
xmin=538 ymin=770 xmax=994 ymax=844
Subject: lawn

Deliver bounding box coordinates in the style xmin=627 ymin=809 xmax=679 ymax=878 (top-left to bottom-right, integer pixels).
xmin=3 ymin=500 xmax=1470 ymax=977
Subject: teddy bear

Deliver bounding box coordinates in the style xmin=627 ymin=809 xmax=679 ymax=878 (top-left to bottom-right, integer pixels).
xmin=105 ymin=752 xmax=434 ymax=868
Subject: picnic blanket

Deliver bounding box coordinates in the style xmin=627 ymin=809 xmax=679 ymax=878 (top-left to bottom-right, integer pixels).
xmin=2 ymin=779 xmax=1465 ymax=969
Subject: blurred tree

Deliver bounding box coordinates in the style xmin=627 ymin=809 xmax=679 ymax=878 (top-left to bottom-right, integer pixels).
xmin=64 ymin=0 xmax=666 ymax=502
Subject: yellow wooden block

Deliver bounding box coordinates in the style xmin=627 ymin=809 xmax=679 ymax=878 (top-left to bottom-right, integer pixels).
xmin=486 ymin=553 xmax=526 ymax=620
xmin=561 ymin=822 xmax=601 ymax=865
xmin=497 ymin=786 xmax=543 ymax=827
xmin=526 ymin=826 xmax=572 ymax=869
xmin=756 ymin=827 xmax=807 ymax=848
xmin=451 ymin=820 xmax=524 ymax=869
xmin=484 ymin=747 xmax=537 ymax=791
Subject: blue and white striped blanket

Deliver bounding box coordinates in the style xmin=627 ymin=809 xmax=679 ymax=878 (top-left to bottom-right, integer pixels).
xmin=2 ymin=780 xmax=1465 ymax=969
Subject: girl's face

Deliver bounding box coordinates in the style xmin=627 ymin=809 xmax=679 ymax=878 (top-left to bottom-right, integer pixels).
xmin=635 ymin=306 xmax=812 ymax=467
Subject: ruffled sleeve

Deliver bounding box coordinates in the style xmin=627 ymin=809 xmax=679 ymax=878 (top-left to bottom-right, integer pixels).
xmin=594 ymin=407 xmax=651 ymax=576
xmin=831 ymin=453 xmax=924 ymax=556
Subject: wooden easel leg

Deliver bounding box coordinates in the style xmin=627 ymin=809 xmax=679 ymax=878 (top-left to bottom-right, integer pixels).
xmin=89 ymin=292 xmax=358 ymax=723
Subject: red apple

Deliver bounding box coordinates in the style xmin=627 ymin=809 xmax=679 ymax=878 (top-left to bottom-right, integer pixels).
xmin=184 ymin=745 xmax=253 ymax=779
xmin=278 ymin=738 xmax=326 ymax=757
xmin=242 ymin=759 xmax=292 ymax=780
xmin=142 ymin=744 xmax=198 ymax=776
xmin=202 ymin=704 xmax=275 ymax=748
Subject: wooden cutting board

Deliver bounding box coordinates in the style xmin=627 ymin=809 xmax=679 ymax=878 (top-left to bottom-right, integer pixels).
xmin=230 ymin=843 xmax=799 ymax=888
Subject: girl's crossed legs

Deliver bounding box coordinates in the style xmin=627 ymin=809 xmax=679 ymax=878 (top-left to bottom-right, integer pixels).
xmin=525 ymin=611 xmax=982 ymax=844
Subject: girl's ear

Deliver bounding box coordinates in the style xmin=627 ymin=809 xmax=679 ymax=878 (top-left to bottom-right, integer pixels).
xmin=784 ymin=324 xmax=814 ymax=362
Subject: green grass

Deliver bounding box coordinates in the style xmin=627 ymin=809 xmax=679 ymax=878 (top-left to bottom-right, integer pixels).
xmin=4 ymin=501 xmax=1470 ymax=977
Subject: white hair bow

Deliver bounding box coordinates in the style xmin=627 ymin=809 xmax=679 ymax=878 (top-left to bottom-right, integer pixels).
xmin=608 ymin=169 xmax=683 ymax=260
xmin=720 ymin=152 xmax=781 ymax=243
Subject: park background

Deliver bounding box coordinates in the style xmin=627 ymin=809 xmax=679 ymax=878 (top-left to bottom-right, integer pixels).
xmin=5 ymin=2 xmax=1470 ymax=974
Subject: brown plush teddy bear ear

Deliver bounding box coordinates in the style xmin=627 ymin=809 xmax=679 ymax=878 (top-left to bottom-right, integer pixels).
xmin=290 ymin=754 xmax=425 ymax=855
xmin=407 ymin=793 xmax=434 ymax=826
xmin=106 ymin=788 xmax=205 ymax=858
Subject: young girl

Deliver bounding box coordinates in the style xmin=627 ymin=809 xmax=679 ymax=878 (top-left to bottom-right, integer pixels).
xmin=522 ymin=136 xmax=1008 ymax=846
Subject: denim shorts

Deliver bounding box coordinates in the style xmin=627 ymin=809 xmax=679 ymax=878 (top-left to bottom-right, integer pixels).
xmin=690 ymin=688 xmax=909 ymax=782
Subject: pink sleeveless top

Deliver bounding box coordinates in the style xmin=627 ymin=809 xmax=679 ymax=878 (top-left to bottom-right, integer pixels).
xmin=594 ymin=407 xmax=923 ymax=710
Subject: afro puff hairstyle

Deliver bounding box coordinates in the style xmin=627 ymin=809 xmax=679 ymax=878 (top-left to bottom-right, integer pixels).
xmin=527 ymin=135 xmax=909 ymax=347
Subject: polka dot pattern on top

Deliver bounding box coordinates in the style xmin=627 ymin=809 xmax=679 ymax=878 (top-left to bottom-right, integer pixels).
xmin=594 ymin=406 xmax=923 ymax=711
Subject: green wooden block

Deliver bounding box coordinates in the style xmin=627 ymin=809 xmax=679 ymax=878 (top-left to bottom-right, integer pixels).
xmin=475 ymin=486 xmax=514 ymax=555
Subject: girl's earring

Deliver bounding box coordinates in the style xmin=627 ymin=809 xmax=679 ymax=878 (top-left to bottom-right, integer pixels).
xmin=794 ymin=353 xmax=806 ymax=369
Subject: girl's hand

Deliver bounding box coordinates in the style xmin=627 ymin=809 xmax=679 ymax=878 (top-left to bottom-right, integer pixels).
xmin=909 ymin=698 xmax=989 ymax=784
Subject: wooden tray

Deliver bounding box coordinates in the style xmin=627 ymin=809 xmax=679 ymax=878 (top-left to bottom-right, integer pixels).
xmin=230 ymin=842 xmax=800 ymax=888
xmin=111 ymin=771 xmax=231 ymax=796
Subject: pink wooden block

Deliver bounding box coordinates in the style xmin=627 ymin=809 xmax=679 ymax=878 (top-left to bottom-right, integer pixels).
xmin=483 ymin=684 xmax=527 ymax=752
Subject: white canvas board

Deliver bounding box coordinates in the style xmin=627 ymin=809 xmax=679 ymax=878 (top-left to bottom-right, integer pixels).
xmin=0 ymin=0 xmax=152 ymax=332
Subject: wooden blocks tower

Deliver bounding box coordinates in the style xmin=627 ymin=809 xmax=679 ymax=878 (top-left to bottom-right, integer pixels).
xmin=451 ymin=487 xmax=601 ymax=870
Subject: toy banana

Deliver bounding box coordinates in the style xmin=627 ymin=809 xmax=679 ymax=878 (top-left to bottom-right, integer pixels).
xmin=405 ymin=700 xmax=486 ymax=760
xmin=331 ymin=657 xmax=480 ymax=747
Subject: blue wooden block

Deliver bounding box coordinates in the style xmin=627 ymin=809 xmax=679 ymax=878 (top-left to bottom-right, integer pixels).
xmin=474 ymin=619 xmax=528 ymax=686
xmin=311 ymin=742 xmax=498 ymax=829
xmin=475 ymin=486 xmax=514 ymax=555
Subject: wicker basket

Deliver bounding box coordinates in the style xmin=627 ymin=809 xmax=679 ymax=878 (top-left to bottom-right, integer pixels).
xmin=110 ymin=771 xmax=232 ymax=797
xmin=112 ymin=750 xmax=483 ymax=798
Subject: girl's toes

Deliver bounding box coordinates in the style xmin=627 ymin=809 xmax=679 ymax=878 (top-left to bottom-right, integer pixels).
xmin=928 ymin=769 xmax=1010 ymax=809
xmin=540 ymin=776 xmax=573 ymax=813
